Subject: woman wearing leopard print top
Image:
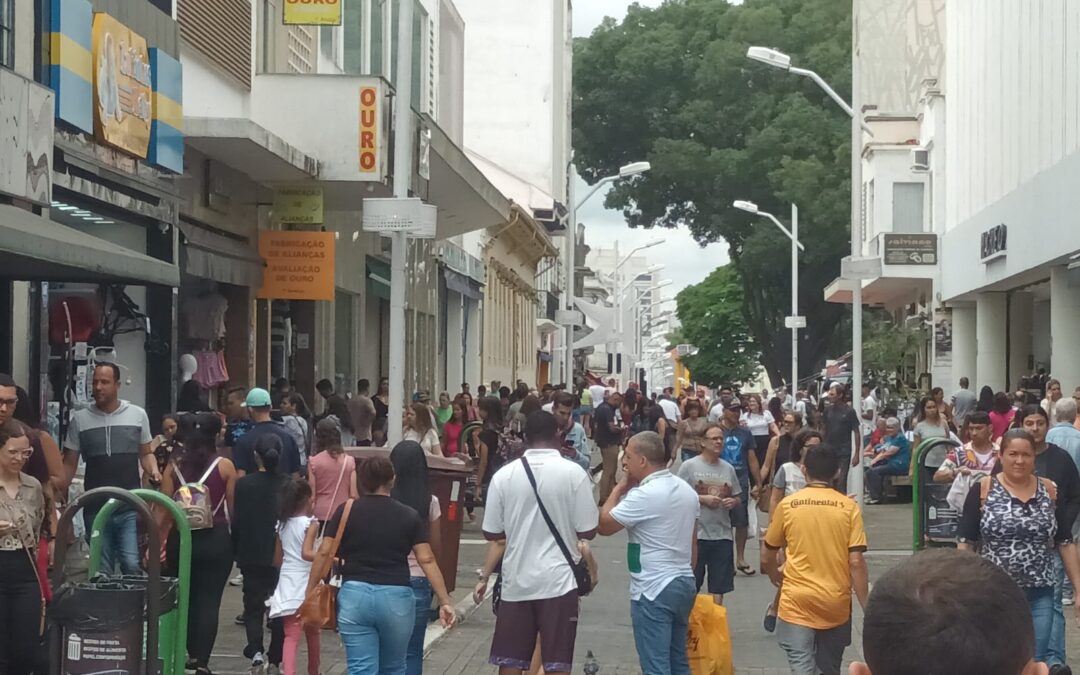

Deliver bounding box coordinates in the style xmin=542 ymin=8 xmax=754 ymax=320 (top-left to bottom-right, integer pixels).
xmin=958 ymin=429 xmax=1080 ymax=667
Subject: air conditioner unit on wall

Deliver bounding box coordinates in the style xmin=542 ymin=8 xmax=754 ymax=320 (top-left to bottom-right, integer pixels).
xmin=911 ymin=148 xmax=930 ymax=172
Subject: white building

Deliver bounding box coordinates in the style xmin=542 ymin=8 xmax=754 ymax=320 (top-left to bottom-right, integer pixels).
xmin=456 ymin=0 xmax=570 ymax=388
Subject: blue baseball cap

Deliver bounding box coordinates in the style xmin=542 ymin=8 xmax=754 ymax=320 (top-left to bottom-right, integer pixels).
xmin=245 ymin=388 xmax=272 ymax=407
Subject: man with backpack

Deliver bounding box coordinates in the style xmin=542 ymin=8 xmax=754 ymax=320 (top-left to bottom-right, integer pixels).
xmin=475 ymin=411 xmax=598 ymax=675
xmin=231 ymin=388 xmax=302 ymax=477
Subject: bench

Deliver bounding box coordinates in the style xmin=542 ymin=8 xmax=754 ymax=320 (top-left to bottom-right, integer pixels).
xmin=882 ymin=473 xmax=913 ymax=500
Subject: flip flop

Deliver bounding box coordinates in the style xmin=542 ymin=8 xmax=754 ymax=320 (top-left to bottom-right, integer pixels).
xmin=764 ymin=605 xmax=777 ymax=633
xmin=737 ymin=563 xmax=756 ymax=576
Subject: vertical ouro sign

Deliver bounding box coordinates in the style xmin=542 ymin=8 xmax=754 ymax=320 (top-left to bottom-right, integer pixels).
xmin=359 ymin=86 xmax=380 ymax=176
xmin=283 ymin=0 xmax=342 ymax=25
xmin=92 ymin=13 xmax=152 ymax=157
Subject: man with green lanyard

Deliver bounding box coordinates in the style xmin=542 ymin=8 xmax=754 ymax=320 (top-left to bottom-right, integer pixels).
xmin=599 ymin=431 xmax=700 ymax=675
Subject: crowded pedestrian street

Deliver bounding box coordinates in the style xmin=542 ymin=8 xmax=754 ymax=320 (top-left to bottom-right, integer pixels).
xmin=6 ymin=0 xmax=1080 ymax=674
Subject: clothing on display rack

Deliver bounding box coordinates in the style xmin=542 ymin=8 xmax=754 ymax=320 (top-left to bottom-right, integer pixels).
xmin=193 ymin=351 xmax=229 ymax=389
xmin=182 ymin=292 xmax=228 ymax=341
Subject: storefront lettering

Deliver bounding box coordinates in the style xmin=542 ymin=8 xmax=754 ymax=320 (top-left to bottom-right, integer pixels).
xmin=359 ymin=86 xmax=379 ymax=173
xmin=980 ymin=224 xmax=1007 ymax=262
xmin=286 ymin=0 xmax=338 ymax=3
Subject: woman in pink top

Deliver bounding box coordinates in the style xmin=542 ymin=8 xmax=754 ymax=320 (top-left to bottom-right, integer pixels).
xmin=307 ymin=418 xmax=358 ymax=525
xmin=441 ymin=398 xmax=469 ymax=457
xmin=989 ymin=391 xmax=1016 ymax=442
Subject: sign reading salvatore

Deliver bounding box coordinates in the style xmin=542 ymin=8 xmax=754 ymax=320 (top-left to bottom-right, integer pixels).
xmin=92 ymin=13 xmax=152 ymax=158
xmin=258 ymin=231 xmax=336 ymax=301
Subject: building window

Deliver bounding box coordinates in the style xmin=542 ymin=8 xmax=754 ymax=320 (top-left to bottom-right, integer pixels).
xmin=0 ymin=0 xmax=13 ymax=69
xmin=892 ymin=182 xmax=925 ymax=233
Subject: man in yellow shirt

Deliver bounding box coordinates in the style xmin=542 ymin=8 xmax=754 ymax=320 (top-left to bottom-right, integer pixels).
xmin=763 ymin=444 xmax=870 ymax=675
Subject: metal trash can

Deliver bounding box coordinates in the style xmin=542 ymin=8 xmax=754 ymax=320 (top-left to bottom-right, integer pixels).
xmin=50 ymin=580 xmax=145 ymax=675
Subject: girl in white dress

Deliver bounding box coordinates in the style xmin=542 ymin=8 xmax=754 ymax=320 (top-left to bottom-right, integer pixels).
xmin=269 ymin=479 xmax=320 ymax=675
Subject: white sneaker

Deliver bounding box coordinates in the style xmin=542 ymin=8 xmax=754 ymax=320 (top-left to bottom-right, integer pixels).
xmin=250 ymin=652 xmax=266 ymax=675
xmin=230 ymin=573 xmax=244 ymax=587
xmin=1065 ymin=596 xmax=1076 ymax=607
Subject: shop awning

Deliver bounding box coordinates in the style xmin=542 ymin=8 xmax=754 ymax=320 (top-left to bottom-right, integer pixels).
xmin=367 ymin=256 xmax=391 ymax=301
xmin=443 ymin=268 xmax=483 ymax=301
xmin=0 ymin=205 xmax=180 ymax=286
xmin=179 ymin=222 xmax=264 ymax=287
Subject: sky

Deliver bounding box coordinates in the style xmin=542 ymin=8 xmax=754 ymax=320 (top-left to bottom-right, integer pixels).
xmin=572 ymin=0 xmax=731 ymax=298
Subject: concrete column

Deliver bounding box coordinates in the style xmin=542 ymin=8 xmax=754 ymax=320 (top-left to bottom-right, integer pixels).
xmin=951 ymin=304 xmax=977 ymax=392
xmin=465 ymin=297 xmax=481 ymax=388
xmin=976 ymin=292 xmax=1008 ymax=393
xmin=446 ymin=292 xmax=464 ymax=392
xmin=1051 ymin=266 xmax=1080 ymax=391
xmin=1009 ymin=291 xmax=1034 ymax=391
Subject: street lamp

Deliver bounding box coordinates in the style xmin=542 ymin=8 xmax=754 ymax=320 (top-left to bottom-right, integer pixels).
xmin=735 ymin=199 xmax=803 ymax=400
xmin=747 ymin=44 xmax=871 ymax=505
xmin=562 ymin=161 xmax=652 ymax=385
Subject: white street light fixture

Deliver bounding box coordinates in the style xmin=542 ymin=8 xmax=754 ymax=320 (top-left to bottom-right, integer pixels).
xmin=747 ymin=43 xmax=867 ymax=506
xmin=561 ymin=160 xmax=652 ymax=385
xmin=735 ymin=199 xmax=802 ymax=403
xmin=645 ymin=263 xmax=665 ymax=275
xmin=619 ymin=161 xmax=652 ymax=178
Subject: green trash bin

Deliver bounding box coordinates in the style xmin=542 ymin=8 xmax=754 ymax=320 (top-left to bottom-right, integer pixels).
xmin=108 ymin=574 xmax=180 ymax=674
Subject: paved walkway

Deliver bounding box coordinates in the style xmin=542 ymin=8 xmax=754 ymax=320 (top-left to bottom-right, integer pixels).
xmin=200 ymin=500 xmax=1080 ymax=674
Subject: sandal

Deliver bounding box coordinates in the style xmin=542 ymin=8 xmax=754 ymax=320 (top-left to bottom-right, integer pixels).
xmin=737 ymin=563 xmax=756 ymax=576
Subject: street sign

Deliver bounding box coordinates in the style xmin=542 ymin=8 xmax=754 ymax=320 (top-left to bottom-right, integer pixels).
xmin=362 ymin=197 xmax=437 ymax=238
xmin=555 ymin=309 xmax=584 ymax=326
xmin=784 ymin=316 xmax=807 ymax=329
xmin=841 ymin=255 xmax=882 ymax=281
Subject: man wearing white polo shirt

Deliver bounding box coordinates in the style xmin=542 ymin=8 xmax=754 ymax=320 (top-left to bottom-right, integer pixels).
xmin=599 ymin=431 xmax=700 ymax=675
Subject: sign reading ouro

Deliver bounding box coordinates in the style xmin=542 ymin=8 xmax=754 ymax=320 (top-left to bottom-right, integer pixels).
xmin=359 ymin=86 xmax=380 ymax=174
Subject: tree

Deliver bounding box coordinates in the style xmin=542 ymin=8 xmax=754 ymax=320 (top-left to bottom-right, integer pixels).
xmin=674 ymin=265 xmax=761 ymax=387
xmin=862 ymin=309 xmax=928 ymax=393
xmin=573 ymin=0 xmax=853 ymax=386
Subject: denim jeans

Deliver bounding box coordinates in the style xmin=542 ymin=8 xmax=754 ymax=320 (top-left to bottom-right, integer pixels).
xmin=776 ymin=618 xmax=850 ymax=675
xmin=1049 ymin=554 xmax=1067 ymax=666
xmin=85 ymin=508 xmax=142 ymax=576
xmin=406 ymin=577 xmax=432 ymax=675
xmin=864 ymin=464 xmax=906 ymax=502
xmin=337 ymin=581 xmax=416 ymax=675
xmin=630 ymin=576 xmax=697 ymax=675
xmin=1025 ymin=586 xmax=1055 ymax=663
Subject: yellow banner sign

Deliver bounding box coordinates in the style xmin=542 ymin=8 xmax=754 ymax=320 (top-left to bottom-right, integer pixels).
xmin=258 ymin=231 xmax=336 ymax=301
xmin=283 ymin=0 xmax=342 ymax=25
xmin=274 ymin=187 xmax=324 ymax=224
xmin=359 ymin=86 xmax=379 ymax=174
xmin=92 ymin=13 xmax=151 ymax=158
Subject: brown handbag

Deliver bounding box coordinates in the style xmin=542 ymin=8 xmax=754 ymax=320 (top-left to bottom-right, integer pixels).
xmin=298 ymin=498 xmax=354 ymax=630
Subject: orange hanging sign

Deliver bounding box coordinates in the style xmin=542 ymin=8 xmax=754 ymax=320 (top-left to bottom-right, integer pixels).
xmin=258 ymin=231 xmax=336 ymax=301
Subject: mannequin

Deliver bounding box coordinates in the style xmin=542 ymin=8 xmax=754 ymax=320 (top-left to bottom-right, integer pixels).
xmin=179 ymin=354 xmax=197 ymax=383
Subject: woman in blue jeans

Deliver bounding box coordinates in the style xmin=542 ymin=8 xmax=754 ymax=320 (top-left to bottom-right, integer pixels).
xmin=958 ymin=429 xmax=1080 ymax=666
xmin=390 ymin=441 xmax=443 ymax=675
xmin=312 ymin=455 xmax=455 ymax=675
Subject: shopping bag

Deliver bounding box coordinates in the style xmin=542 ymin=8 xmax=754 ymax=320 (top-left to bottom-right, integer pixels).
xmin=687 ymin=594 xmax=734 ymax=675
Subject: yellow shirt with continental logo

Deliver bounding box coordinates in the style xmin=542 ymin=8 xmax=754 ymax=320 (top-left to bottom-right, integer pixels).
xmin=764 ymin=485 xmax=867 ymax=629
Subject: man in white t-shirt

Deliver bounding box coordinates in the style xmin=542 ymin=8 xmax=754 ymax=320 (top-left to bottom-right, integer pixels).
xmin=475 ymin=411 xmax=598 ymax=675
xmin=599 ymin=430 xmax=699 ymax=675
xmin=860 ymin=385 xmax=878 ymax=443
xmin=589 ymin=382 xmax=607 ymax=412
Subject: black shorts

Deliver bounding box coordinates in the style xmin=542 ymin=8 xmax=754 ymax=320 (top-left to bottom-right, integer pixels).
xmin=490 ymin=590 xmax=579 ymax=673
xmin=730 ymin=472 xmax=750 ymax=528
xmin=694 ymin=539 xmax=735 ymax=595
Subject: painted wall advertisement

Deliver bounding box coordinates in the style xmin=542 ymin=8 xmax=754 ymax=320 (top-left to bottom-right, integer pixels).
xmin=283 ymin=0 xmax=342 ymax=26
xmin=92 ymin=13 xmax=152 ymax=158
xmin=258 ymin=231 xmax=336 ymax=301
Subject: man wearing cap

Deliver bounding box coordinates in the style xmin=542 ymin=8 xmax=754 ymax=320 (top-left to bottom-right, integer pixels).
xmin=232 ymin=388 xmax=302 ymax=477
xmin=718 ymin=399 xmax=762 ymax=577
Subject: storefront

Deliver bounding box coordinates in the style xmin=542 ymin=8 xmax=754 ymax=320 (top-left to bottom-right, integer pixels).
xmin=1 ymin=0 xmax=187 ymax=430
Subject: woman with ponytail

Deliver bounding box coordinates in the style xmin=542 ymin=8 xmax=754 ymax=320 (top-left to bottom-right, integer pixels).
xmin=233 ymin=434 xmax=288 ymax=672
xmin=159 ymin=412 xmax=237 ymax=675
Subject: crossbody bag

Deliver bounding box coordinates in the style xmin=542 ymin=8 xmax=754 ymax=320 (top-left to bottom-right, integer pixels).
xmin=519 ymin=457 xmax=593 ymax=597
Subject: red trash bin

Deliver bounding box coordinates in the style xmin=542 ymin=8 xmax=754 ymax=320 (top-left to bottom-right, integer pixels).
xmin=346 ymin=447 xmax=474 ymax=592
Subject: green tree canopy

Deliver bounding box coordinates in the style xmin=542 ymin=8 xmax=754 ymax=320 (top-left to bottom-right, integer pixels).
xmin=674 ymin=265 xmax=760 ymax=387
xmin=573 ymin=0 xmax=853 ymax=385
